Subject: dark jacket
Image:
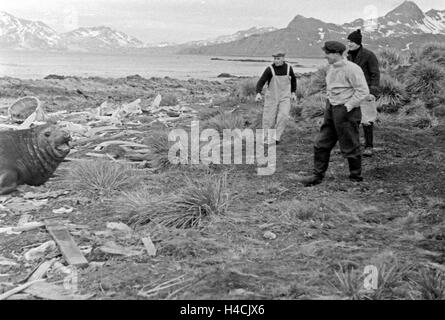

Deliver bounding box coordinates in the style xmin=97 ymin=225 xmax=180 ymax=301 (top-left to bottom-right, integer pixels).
xmin=347 ymin=46 xmax=380 ymax=97
xmin=256 ymin=62 xmax=297 ymax=94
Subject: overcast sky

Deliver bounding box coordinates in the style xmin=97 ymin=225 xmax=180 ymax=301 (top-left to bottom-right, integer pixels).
xmin=2 ymin=0 xmax=445 ymax=43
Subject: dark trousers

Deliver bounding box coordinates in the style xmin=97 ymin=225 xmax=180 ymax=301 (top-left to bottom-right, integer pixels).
xmin=362 ymin=123 xmax=373 ymax=148
xmin=313 ymin=102 xmax=362 ymax=178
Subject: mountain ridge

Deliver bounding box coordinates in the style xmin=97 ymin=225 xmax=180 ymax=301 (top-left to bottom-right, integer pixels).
xmin=180 ymin=1 xmax=445 ymax=57
xmin=1 ymin=1 xmax=445 ymax=56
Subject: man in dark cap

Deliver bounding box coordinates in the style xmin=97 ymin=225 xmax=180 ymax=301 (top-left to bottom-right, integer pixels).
xmin=298 ymin=41 xmax=369 ymax=187
xmin=255 ymin=52 xmax=297 ymax=145
xmin=347 ymin=29 xmax=380 ymax=157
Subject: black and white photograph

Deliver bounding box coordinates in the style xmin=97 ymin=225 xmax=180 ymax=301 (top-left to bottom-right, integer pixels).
xmin=0 ymin=0 xmax=444 ymax=304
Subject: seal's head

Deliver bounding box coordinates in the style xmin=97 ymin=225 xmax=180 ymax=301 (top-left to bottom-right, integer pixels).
xmin=36 ymin=124 xmax=72 ymax=160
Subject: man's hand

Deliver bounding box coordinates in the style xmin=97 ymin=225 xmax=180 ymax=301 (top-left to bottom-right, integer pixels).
xmin=365 ymin=94 xmax=375 ymax=102
xmin=345 ymin=104 xmax=354 ymax=112
xmin=291 ymin=92 xmax=297 ymax=102
xmin=255 ymin=93 xmax=263 ymax=102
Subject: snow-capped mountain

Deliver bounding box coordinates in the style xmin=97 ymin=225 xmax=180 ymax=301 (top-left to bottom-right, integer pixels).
xmin=181 ymin=1 xmax=445 ymax=57
xmin=0 ymin=12 xmax=145 ymax=52
xmin=2 ymin=1 xmax=445 ymax=56
xmin=344 ymin=1 xmax=445 ymax=37
xmin=0 ymin=11 xmax=276 ymax=53
xmin=185 ymin=27 xmax=277 ymax=47
xmin=0 ymin=11 xmax=62 ymax=50
xmin=146 ymin=41 xmax=177 ymax=48
xmin=60 ymin=26 xmax=145 ymax=51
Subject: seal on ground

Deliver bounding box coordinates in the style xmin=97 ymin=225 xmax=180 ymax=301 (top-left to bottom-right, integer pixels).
xmin=0 ymin=124 xmax=71 ymax=195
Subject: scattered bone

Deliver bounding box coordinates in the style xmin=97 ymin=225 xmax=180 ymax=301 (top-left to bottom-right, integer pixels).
xmin=27 ymin=259 xmax=56 ymax=282
xmin=52 ymin=206 xmax=74 ymax=214
xmin=106 ymin=222 xmax=133 ymax=234
xmin=99 ymin=241 xmax=143 ymax=257
xmin=94 ymin=140 xmax=147 ymax=151
xmin=0 ymin=279 xmax=45 ymax=300
xmin=24 ymin=241 xmax=57 ymax=261
xmin=141 ymin=236 xmax=157 ymax=257
xmin=263 ymin=231 xmax=277 ymax=240
xmin=23 ymin=281 xmax=94 ymax=300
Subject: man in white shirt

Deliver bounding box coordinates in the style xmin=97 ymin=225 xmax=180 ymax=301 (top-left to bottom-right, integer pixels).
xmin=299 ymin=41 xmax=369 ymax=187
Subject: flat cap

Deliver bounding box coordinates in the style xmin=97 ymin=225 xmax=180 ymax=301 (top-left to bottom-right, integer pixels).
xmin=272 ymin=52 xmax=286 ymax=57
xmin=322 ymin=41 xmax=346 ymax=54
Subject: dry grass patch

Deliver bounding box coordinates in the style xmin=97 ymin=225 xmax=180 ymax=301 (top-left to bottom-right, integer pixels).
xmin=296 ymin=76 xmax=311 ymax=100
xmin=143 ymin=130 xmax=176 ymax=170
xmin=405 ymin=61 xmax=445 ymax=99
xmin=377 ymin=73 xmax=407 ymax=113
xmin=67 ymin=160 xmax=138 ymax=196
xmin=300 ymin=93 xmax=327 ymax=120
xmin=397 ymin=100 xmax=439 ymax=129
xmin=238 ymin=78 xmax=258 ymax=100
xmin=308 ymin=65 xmax=329 ymax=95
xmin=377 ymin=47 xmax=410 ymax=74
xmin=203 ymin=110 xmax=245 ymax=134
xmin=410 ymin=267 xmax=445 ymax=300
xmin=121 ymin=173 xmax=231 ymax=229
xmin=418 ymin=42 xmax=445 ymax=67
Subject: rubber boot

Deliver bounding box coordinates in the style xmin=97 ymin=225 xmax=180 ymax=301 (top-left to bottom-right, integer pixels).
xmin=348 ymin=156 xmax=363 ymax=182
xmin=299 ymin=174 xmax=324 ymax=187
xmin=299 ymin=147 xmax=330 ymax=187
xmin=363 ymin=124 xmax=374 ymax=157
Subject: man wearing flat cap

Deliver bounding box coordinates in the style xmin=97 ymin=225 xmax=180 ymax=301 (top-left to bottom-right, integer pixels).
xmin=255 ymin=52 xmax=297 ymax=145
xmin=347 ymin=29 xmax=380 ymax=157
xmin=299 ymin=41 xmax=369 ymax=187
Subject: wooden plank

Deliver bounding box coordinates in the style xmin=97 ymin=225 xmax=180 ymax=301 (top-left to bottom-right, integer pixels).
xmin=45 ymin=222 xmax=88 ymax=268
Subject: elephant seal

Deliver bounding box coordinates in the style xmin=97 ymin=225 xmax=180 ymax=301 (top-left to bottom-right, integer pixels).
xmin=0 ymin=124 xmax=71 ymax=195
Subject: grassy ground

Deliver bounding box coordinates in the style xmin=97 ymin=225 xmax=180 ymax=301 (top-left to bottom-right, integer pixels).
xmin=1 ymin=79 xmax=444 ymax=300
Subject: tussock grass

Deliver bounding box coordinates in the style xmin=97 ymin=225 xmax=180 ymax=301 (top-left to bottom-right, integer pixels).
xmin=238 ymin=78 xmax=258 ymax=100
xmin=248 ymin=109 xmax=263 ymax=129
xmin=210 ymin=96 xmax=239 ymax=109
xmin=378 ymin=47 xmax=410 ymax=73
xmin=290 ymin=103 xmax=302 ymax=120
xmin=296 ymin=76 xmax=311 ymax=100
xmin=368 ymin=260 xmax=413 ymax=299
xmin=143 ymin=130 xmax=173 ymax=170
xmin=377 ymin=73 xmax=407 ymax=113
xmin=418 ymin=42 xmax=445 ymax=67
xmin=410 ymin=268 xmax=445 ymax=300
xmin=67 ymin=160 xmax=137 ymax=196
xmin=331 ymin=265 xmax=362 ymax=300
xmin=300 ymin=93 xmax=327 ymax=119
xmin=308 ymin=65 xmax=329 ymax=95
xmin=398 ymin=99 xmax=426 ymax=117
xmin=405 ymin=61 xmax=445 ymax=98
xmin=397 ymin=100 xmax=439 ymax=129
xmin=203 ymin=110 xmax=245 ymax=134
xmin=124 ymin=173 xmax=231 ymax=228
xmin=276 ymin=199 xmax=320 ymax=223
xmin=330 ymin=254 xmax=414 ymax=300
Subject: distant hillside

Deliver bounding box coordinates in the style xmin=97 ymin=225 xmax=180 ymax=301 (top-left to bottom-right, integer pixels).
xmin=179 ymin=1 xmax=445 ymax=57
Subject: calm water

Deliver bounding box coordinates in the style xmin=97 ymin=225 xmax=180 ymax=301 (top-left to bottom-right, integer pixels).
xmin=0 ymin=50 xmax=325 ymax=80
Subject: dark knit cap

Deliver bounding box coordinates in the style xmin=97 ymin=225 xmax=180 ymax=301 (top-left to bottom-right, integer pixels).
xmin=322 ymin=41 xmax=346 ymax=54
xmin=347 ymin=29 xmax=362 ymax=45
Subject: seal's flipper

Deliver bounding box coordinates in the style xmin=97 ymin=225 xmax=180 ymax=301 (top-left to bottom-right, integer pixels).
xmin=0 ymin=170 xmax=19 ymax=195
